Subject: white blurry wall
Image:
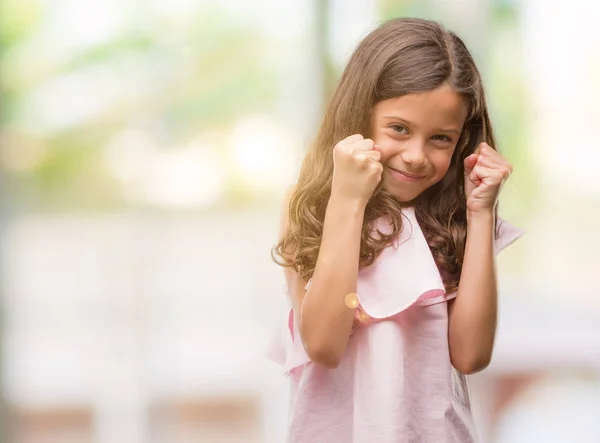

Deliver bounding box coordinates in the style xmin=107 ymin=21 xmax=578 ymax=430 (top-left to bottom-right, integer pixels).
xmin=4 ymin=210 xmax=290 ymax=443
xmin=2 ymin=0 xmax=600 ymax=443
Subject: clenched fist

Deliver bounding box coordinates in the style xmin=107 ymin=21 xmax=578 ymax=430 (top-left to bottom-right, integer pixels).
xmin=464 ymin=142 xmax=512 ymax=213
xmin=331 ymin=134 xmax=383 ymax=205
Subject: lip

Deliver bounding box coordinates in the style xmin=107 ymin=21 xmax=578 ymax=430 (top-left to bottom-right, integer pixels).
xmin=388 ymin=166 xmax=426 ymax=183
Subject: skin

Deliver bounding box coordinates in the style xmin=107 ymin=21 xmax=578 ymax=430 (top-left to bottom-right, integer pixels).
xmin=283 ymin=83 xmax=512 ymax=374
xmin=371 ymin=84 xmax=467 ymax=203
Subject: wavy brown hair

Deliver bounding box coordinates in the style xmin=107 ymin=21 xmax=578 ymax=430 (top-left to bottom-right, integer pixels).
xmin=272 ymin=18 xmax=499 ymax=293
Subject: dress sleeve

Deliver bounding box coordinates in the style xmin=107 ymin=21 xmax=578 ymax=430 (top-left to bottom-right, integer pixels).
xmin=495 ymin=217 xmax=525 ymax=254
xmin=265 ymin=284 xmax=311 ymax=376
xmin=443 ymin=218 xmax=525 ymax=302
xmin=355 ymin=211 xmax=525 ymax=315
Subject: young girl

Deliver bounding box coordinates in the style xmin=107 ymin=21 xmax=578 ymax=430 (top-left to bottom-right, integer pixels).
xmin=267 ymin=17 xmax=523 ymax=442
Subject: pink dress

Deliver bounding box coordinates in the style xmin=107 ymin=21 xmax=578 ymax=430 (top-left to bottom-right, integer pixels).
xmin=267 ymin=208 xmax=523 ymax=443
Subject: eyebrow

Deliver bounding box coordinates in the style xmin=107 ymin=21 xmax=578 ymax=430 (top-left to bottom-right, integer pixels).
xmin=381 ymin=116 xmax=461 ymax=136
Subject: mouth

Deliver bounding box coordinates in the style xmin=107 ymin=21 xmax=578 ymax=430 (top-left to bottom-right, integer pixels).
xmin=387 ymin=166 xmax=426 ymax=183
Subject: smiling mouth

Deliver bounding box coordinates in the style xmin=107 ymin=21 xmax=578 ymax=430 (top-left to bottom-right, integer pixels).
xmin=388 ymin=166 xmax=426 ymax=180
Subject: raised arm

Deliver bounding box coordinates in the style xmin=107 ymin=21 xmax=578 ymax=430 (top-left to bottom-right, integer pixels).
xmin=448 ymin=143 xmax=512 ymax=374
xmin=282 ymin=134 xmax=382 ymax=368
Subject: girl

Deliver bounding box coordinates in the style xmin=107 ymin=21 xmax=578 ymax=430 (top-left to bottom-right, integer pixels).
xmin=267 ymin=17 xmax=523 ymax=443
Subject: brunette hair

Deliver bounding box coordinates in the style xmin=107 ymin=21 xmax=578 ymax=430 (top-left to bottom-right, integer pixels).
xmin=273 ymin=17 xmax=498 ymax=292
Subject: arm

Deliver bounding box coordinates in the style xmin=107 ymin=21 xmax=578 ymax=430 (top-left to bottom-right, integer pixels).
xmin=281 ymin=191 xmax=365 ymax=369
xmin=298 ymin=195 xmax=365 ymax=368
xmin=449 ymin=141 xmax=513 ymax=375
xmin=282 ymin=134 xmax=382 ymax=369
xmin=448 ymin=210 xmax=496 ymax=375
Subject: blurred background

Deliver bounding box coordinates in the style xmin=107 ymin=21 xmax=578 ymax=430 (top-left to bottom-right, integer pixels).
xmin=0 ymin=0 xmax=599 ymax=442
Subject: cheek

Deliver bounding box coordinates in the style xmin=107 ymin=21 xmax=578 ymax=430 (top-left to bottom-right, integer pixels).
xmin=430 ymin=151 xmax=454 ymax=177
xmin=372 ymin=137 xmax=399 ymax=163
xmin=373 ymin=142 xmax=394 ymax=163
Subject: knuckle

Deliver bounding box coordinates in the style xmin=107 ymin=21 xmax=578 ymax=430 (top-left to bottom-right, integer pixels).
xmin=370 ymin=163 xmax=382 ymax=173
xmin=346 ymin=134 xmax=364 ymax=143
xmin=341 ymin=145 xmax=353 ymax=156
xmin=483 ymin=147 xmax=495 ymax=158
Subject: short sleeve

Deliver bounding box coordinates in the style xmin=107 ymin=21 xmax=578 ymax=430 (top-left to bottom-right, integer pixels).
xmin=265 ymin=286 xmax=311 ymax=375
xmin=352 ymin=212 xmax=524 ymax=316
xmin=294 ymin=209 xmax=449 ymax=319
xmin=430 ymin=217 xmax=524 ymax=304
xmin=495 ymin=218 xmax=525 ymax=254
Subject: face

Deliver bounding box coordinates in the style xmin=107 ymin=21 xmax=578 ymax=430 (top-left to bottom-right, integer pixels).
xmin=371 ymin=84 xmax=468 ymax=202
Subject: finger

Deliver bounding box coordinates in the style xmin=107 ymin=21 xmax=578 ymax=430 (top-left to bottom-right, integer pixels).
xmin=471 ymin=178 xmax=499 ymax=196
xmin=369 ymin=161 xmax=384 ymax=176
xmin=469 ymin=165 xmax=506 ymax=185
xmin=469 ymin=165 xmax=492 ymax=183
xmin=463 ymin=154 xmax=478 ymax=174
xmin=350 ymin=138 xmax=376 ymax=152
xmin=476 ymin=158 xmax=513 ymax=177
xmin=367 ymin=149 xmax=381 ymax=162
xmin=475 ymin=152 xmax=513 ymax=175
xmin=470 ymin=183 xmax=488 ymax=199
xmin=478 ymin=144 xmax=512 ymax=164
xmin=466 ymin=142 xmax=494 ymax=174
xmin=466 ymin=173 xmax=482 ymax=188
xmin=344 ymin=134 xmax=364 ymax=143
xmin=474 ymin=148 xmax=512 ymax=175
xmin=354 ymin=150 xmax=381 ymax=163
xmin=474 ymin=142 xmax=487 ymax=155
xmin=476 ymin=151 xmax=506 ymax=166
xmin=475 ymin=141 xmax=500 ymax=154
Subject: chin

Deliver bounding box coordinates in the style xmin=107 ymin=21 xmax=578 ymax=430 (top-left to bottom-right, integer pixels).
xmin=382 ymin=187 xmax=422 ymax=203
xmin=381 ymin=183 xmax=423 ymax=204
xmin=394 ymin=193 xmax=421 ymax=204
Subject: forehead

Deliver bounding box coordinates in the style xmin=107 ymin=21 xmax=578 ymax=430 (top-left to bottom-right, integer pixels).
xmin=373 ymin=84 xmax=468 ymax=129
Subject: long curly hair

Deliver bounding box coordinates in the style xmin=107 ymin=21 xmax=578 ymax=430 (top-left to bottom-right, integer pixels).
xmin=272 ymin=18 xmax=499 ymax=293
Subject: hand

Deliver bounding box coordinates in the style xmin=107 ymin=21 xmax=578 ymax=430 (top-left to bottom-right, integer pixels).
xmin=331 ymin=134 xmax=383 ymax=205
xmin=463 ymin=143 xmax=512 ymax=213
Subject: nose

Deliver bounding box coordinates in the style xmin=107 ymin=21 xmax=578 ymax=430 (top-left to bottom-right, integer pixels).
xmin=400 ymin=139 xmax=427 ymax=169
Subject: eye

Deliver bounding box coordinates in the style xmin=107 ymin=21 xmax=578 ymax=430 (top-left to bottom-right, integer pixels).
xmin=432 ymin=134 xmax=452 ymax=143
xmin=390 ymin=124 xmax=408 ymax=134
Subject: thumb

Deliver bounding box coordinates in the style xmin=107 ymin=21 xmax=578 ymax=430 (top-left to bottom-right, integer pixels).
xmin=463 ymin=154 xmax=477 ymax=175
